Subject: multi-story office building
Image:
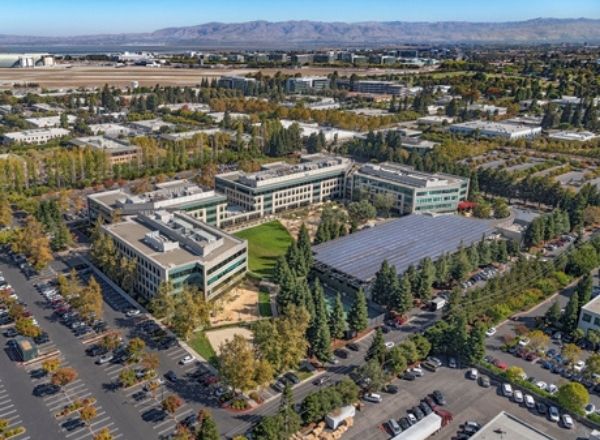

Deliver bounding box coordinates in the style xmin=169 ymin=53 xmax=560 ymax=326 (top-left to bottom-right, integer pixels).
xmin=217 ymin=75 xmax=257 ymax=92
xmin=351 ymin=80 xmax=407 ymax=96
xmin=215 ymin=154 xmax=352 ymax=217
xmin=88 ymin=180 xmax=228 ymax=227
xmin=292 ymin=54 xmax=314 ymax=64
xmin=349 ymin=162 xmax=469 ymax=215
xmin=578 ymin=295 xmax=600 ymax=335
xmin=2 ymin=128 xmax=70 ymax=145
xmin=101 ymin=211 xmax=247 ymax=300
xmin=285 ymin=77 xmax=330 ymax=93
xmin=70 ymin=136 xmax=141 ymax=167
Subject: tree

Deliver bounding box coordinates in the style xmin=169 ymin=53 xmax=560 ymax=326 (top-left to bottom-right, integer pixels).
xmin=398 ymin=340 xmax=419 ymax=365
xmin=100 ymin=331 xmax=122 ymax=351
xmin=545 ymin=301 xmax=562 ymax=327
xmin=140 ymin=352 xmax=160 ymax=372
xmin=308 ymin=279 xmax=332 ymax=361
xmin=561 ymin=343 xmax=582 ymax=368
xmin=366 ymin=329 xmax=386 ymax=363
xmin=561 ymin=293 xmax=579 ymax=335
xmin=347 ymin=289 xmax=368 ymax=333
xmin=556 ymin=382 xmax=589 ymax=414
xmin=347 ymin=200 xmax=376 ymax=226
xmin=576 ymin=273 xmax=593 ymax=312
xmin=583 ymin=206 xmax=600 ymax=226
xmin=171 ymin=286 xmax=210 ymax=340
xmin=527 ymin=330 xmax=550 ymax=353
xmin=218 ymin=334 xmax=257 ymax=392
xmin=416 ymin=258 xmax=435 ymax=300
xmin=42 ymin=357 xmax=61 ymax=374
xmin=451 ymin=247 xmax=471 ymax=282
xmin=411 ymin=334 xmax=432 ymax=359
xmin=389 ymin=276 xmax=412 ymax=314
xmin=162 ymin=394 xmax=183 ymax=414
xmin=296 ymin=224 xmax=313 ymax=269
xmin=373 ymin=193 xmax=395 ymax=217
xmin=118 ymin=368 xmax=137 ymax=388
xmin=79 ymin=276 xmax=103 ymax=322
xmin=127 ymin=337 xmax=146 ymax=362
xmin=357 ymin=359 xmax=386 ymax=392
xmin=51 ymin=367 xmax=78 ymax=387
xmin=505 ymin=366 xmax=526 ymax=382
xmin=0 ymin=196 xmax=12 ymax=227
xmin=93 ymin=428 xmax=113 ymax=440
xmin=278 ymin=385 xmax=301 ymax=437
xmin=15 ymin=317 xmax=41 ymax=338
xmin=466 ymin=323 xmax=486 ymax=364
xmin=371 ymin=260 xmax=394 ymax=306
xmin=493 ymin=198 xmax=510 ymax=219
xmin=386 ymin=346 xmax=407 ymax=375
xmin=196 ymin=410 xmax=220 ymax=440
xmin=329 ymin=293 xmax=346 ymax=340
xmin=148 ymin=282 xmax=176 ymax=323
xmin=79 ymin=405 xmax=97 ymax=425
xmin=584 ymin=353 xmax=600 ymax=382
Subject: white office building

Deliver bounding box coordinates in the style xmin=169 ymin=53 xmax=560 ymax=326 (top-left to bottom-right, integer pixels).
xmin=449 ymin=120 xmax=542 ymax=140
xmin=2 ymin=128 xmax=70 ymax=145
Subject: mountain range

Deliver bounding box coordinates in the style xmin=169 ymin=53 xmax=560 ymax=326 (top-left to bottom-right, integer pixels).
xmin=1 ymin=18 xmax=599 ymax=49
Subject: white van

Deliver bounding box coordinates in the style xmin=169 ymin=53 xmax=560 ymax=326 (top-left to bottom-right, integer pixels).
xmin=502 ymin=383 xmax=513 ymax=397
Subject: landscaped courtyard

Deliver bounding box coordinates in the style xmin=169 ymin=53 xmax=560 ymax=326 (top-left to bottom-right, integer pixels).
xmin=234 ymin=220 xmax=292 ymax=278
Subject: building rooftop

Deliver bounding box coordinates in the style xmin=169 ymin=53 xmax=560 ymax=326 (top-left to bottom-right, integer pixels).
xmin=3 ymin=128 xmax=70 ymax=140
xmin=25 ymin=115 xmax=76 ymax=128
xmin=104 ymin=211 xmax=243 ymax=269
xmin=129 ymin=119 xmax=175 ymax=131
xmin=583 ymin=294 xmax=600 ymax=315
xmin=357 ymin=162 xmax=464 ymax=188
xmin=548 ymin=131 xmax=597 ymax=142
xmin=451 ymin=120 xmax=540 ymax=134
xmin=217 ymin=154 xmax=352 ymax=190
xmin=70 ymin=136 xmax=139 ymax=154
xmin=88 ymin=123 xmax=135 ymax=136
xmin=313 ymin=214 xmax=495 ymax=284
xmin=470 ymin=412 xmax=556 ymax=440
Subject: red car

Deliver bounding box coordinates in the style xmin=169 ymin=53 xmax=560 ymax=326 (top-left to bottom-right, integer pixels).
xmin=493 ymin=359 xmax=508 ymax=370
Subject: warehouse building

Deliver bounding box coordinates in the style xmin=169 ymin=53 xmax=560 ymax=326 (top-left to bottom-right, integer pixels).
xmin=350 ymin=162 xmax=469 ymax=215
xmin=88 ymin=180 xmax=228 ymax=227
xmin=215 ymin=154 xmax=352 ymax=217
xmin=101 ymin=211 xmax=247 ymax=300
xmin=313 ymin=214 xmax=495 ymax=295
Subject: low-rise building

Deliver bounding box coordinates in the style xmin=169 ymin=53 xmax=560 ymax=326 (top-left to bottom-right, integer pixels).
xmin=70 ymin=136 xmax=141 ymax=166
xmin=578 ymin=295 xmax=600 ymax=335
xmin=449 ymin=120 xmax=542 ymax=140
xmin=285 ymin=76 xmax=330 ymax=93
xmin=469 ymin=411 xmax=557 ymax=440
xmin=25 ymin=115 xmax=76 ymax=128
xmin=350 ymin=162 xmax=469 ymax=215
xmin=417 ymin=115 xmax=454 ymax=126
xmin=88 ymin=179 xmax=228 ymax=227
xmin=467 ymin=104 xmax=508 ymax=116
xmin=129 ymin=119 xmax=175 ymax=133
xmin=548 ymin=130 xmax=597 ymax=142
xmin=101 ymin=211 xmax=247 ymax=300
xmin=351 ymin=80 xmax=407 ymax=96
xmin=88 ymin=123 xmax=135 ymax=137
xmin=2 ymin=128 xmax=70 ymax=145
xmin=215 ymin=154 xmax=352 ymax=217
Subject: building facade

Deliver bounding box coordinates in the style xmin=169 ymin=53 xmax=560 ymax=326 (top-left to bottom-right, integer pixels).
xmin=2 ymin=128 xmax=70 ymax=145
xmin=70 ymin=136 xmax=141 ymax=167
xmin=578 ymin=295 xmax=600 ymax=335
xmin=349 ymin=162 xmax=469 ymax=215
xmin=285 ymin=77 xmax=330 ymax=93
xmin=215 ymin=154 xmax=352 ymax=217
xmin=101 ymin=211 xmax=247 ymax=300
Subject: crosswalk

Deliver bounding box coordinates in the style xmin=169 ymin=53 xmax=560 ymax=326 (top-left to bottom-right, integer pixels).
xmin=0 ymin=379 xmax=29 ymax=440
xmin=25 ymin=354 xmax=122 ymax=440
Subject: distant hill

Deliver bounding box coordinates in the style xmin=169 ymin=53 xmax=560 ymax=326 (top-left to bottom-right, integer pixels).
xmin=1 ymin=18 xmax=599 ymax=49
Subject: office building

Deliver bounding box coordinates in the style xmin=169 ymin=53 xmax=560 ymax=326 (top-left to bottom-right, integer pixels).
xmin=217 ymin=76 xmax=257 ymax=92
xmin=2 ymin=128 xmax=70 ymax=145
xmin=87 ymin=180 xmax=228 ymax=227
xmin=70 ymin=136 xmax=141 ymax=166
xmin=469 ymin=412 xmax=556 ymax=440
xmin=313 ymin=214 xmax=495 ymax=294
xmin=467 ymin=104 xmax=508 ymax=116
xmin=351 ymin=80 xmax=407 ymax=96
xmin=449 ymin=120 xmax=542 ymax=140
xmin=26 ymin=115 xmax=77 ymax=128
xmin=417 ymin=115 xmax=454 ymax=126
xmin=548 ymin=131 xmax=597 ymax=142
xmin=101 ymin=211 xmax=247 ymax=300
xmin=215 ymin=154 xmax=352 ymax=217
xmin=350 ymin=162 xmax=469 ymax=215
xmin=285 ymin=77 xmax=330 ymax=93
xmin=578 ymin=295 xmax=600 ymax=335
xmin=129 ymin=119 xmax=175 ymax=133
xmin=88 ymin=123 xmax=135 ymax=137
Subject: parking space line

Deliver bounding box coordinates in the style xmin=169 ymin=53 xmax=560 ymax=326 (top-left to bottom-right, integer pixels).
xmin=0 ymin=409 xmax=17 ymax=418
xmin=153 ymin=418 xmax=175 ymax=430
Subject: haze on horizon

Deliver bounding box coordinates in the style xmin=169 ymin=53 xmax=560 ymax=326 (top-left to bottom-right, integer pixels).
xmin=1 ymin=0 xmax=599 ymax=37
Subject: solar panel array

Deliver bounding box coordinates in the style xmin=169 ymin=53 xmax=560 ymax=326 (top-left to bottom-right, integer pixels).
xmin=313 ymin=215 xmax=495 ymax=283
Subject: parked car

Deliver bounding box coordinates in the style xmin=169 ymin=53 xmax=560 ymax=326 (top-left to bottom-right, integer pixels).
xmin=536 ymin=402 xmax=547 ymax=415
xmin=525 ymin=394 xmax=535 ymax=409
xmin=384 ymin=384 xmax=398 ymax=394
xmin=284 ymin=372 xmax=300 ymax=385
xmin=585 ymin=403 xmax=596 ymax=415
xmin=179 ymin=355 xmax=194 ymax=365
xmin=561 ymin=414 xmax=574 ymax=429
xmin=467 ymin=368 xmax=478 ymax=380
xmin=513 ymin=389 xmax=524 ymax=403
xmin=398 ymin=417 xmax=411 ymax=431
xmin=502 ymin=383 xmax=513 ymax=397
xmin=95 ymin=354 xmax=113 ymax=365
xmin=478 ymin=375 xmax=491 ymax=388
xmin=313 ymin=376 xmax=330 ymax=386
xmin=448 ymin=357 xmax=458 ymax=368
xmin=387 ymin=419 xmax=401 ymax=435
xmin=432 ymin=390 xmax=446 ymax=405
xmin=548 ymin=406 xmax=560 ymax=422
xmin=346 ymin=343 xmax=360 ymax=351
xmin=408 ymin=366 xmax=424 ymax=377
xmin=363 ymin=393 xmax=382 ymax=403
xmin=62 ymin=418 xmax=85 ymax=432
xmin=485 ymin=327 xmax=497 ymax=337
xmin=403 ymin=372 xmax=417 ymax=381
xmin=164 ymin=371 xmax=178 ymax=382
xmin=334 ymin=348 xmax=348 ymax=359
xmin=125 ymin=309 xmax=141 ymax=317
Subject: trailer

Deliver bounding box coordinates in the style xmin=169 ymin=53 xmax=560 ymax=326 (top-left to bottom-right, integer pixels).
xmin=325 ymin=405 xmax=356 ymax=430
xmin=390 ymin=409 xmax=452 ymax=440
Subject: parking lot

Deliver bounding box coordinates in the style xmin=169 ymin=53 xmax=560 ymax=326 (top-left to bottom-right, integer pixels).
xmin=0 ymin=378 xmax=29 ymax=440
xmin=345 ymin=365 xmax=590 ymax=440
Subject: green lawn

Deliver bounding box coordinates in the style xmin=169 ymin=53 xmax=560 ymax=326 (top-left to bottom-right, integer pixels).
xmin=258 ymin=290 xmax=272 ymax=317
xmin=235 ymin=221 xmax=292 ymax=279
xmin=189 ymin=331 xmax=217 ymax=366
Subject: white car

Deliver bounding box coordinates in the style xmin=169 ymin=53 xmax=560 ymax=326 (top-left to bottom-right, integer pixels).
xmin=518 ymin=337 xmax=530 ymax=347
xmin=573 ymin=360 xmax=586 ymax=372
xmin=485 ymin=327 xmax=497 ymax=337
xmin=179 ymin=355 xmax=194 ymax=365
xmin=408 ymin=367 xmax=424 ymax=377
xmin=561 ymin=413 xmax=574 ymax=429
xmin=535 ymin=381 xmax=547 ymax=391
xmin=467 ymin=368 xmax=478 ymax=380
xmin=502 ymin=383 xmax=513 ymax=397
xmin=406 ymin=413 xmax=417 ymax=425
xmin=513 ymin=390 xmax=524 ymax=403
xmin=384 ymin=341 xmax=395 ymax=349
xmin=524 ymin=394 xmax=535 ymax=409
xmin=547 ymin=384 xmax=558 ymax=395
xmin=125 ymin=309 xmax=140 ymax=317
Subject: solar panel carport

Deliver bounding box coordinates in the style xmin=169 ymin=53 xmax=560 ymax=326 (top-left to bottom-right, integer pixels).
xmin=313 ymin=214 xmax=495 ymax=293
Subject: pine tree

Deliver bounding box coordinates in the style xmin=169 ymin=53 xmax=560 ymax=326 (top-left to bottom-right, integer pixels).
xmin=366 ymin=328 xmax=386 ymax=363
xmin=371 ymin=260 xmax=394 ymax=306
xmin=545 ymin=300 xmax=562 ymax=327
xmin=561 ymin=293 xmax=579 ymax=335
xmin=297 ymin=223 xmax=313 ymax=269
xmin=278 ymin=385 xmax=301 ymax=437
xmin=466 ymin=323 xmax=486 ymax=364
xmin=434 ymin=253 xmax=450 ymax=286
xmin=329 ymin=293 xmax=347 ymax=340
xmin=308 ymin=279 xmax=332 ymax=361
xmin=348 ymin=289 xmax=368 ymax=333
xmin=416 ymin=258 xmax=435 ymax=300
xmin=197 ymin=410 xmax=220 ymax=440
xmin=577 ymin=273 xmax=593 ymax=312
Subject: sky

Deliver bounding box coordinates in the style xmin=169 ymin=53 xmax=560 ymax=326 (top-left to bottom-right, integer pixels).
xmin=1 ymin=0 xmax=599 ymax=36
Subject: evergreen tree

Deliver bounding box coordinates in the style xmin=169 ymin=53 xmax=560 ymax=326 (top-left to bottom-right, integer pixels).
xmin=329 ymin=293 xmax=347 ymax=340
xmin=277 ymin=263 xmax=296 ymax=311
xmin=466 ymin=323 xmax=486 ymax=364
xmin=451 ymin=247 xmax=472 ymax=282
xmin=278 ymin=385 xmax=301 ymax=437
xmin=545 ymin=300 xmax=562 ymax=327
xmin=297 ymin=223 xmax=313 ymax=269
xmin=371 ymin=260 xmax=394 ymax=306
xmin=308 ymin=279 xmax=332 ymax=361
xmin=366 ymin=328 xmax=386 ymax=364
xmin=348 ymin=289 xmax=368 ymax=333
xmin=434 ymin=253 xmax=450 ymax=286
xmin=416 ymin=258 xmax=435 ymax=300
xmin=196 ymin=410 xmax=220 ymax=440
xmin=562 ymin=293 xmax=580 ymax=335
xmin=577 ymin=273 xmax=593 ymax=313
xmin=390 ymin=275 xmax=412 ymax=314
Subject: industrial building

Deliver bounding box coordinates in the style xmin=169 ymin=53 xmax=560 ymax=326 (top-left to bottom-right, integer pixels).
xmin=349 ymin=162 xmax=469 ymax=215
xmin=101 ymin=211 xmax=247 ymax=300
xmin=70 ymin=136 xmax=141 ymax=167
xmin=2 ymin=128 xmax=70 ymax=145
xmin=449 ymin=120 xmax=542 ymax=140
xmin=215 ymin=154 xmax=352 ymax=217
xmin=87 ymin=180 xmax=228 ymax=227
xmin=285 ymin=77 xmax=330 ymax=93
xmin=313 ymin=214 xmax=495 ymax=295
